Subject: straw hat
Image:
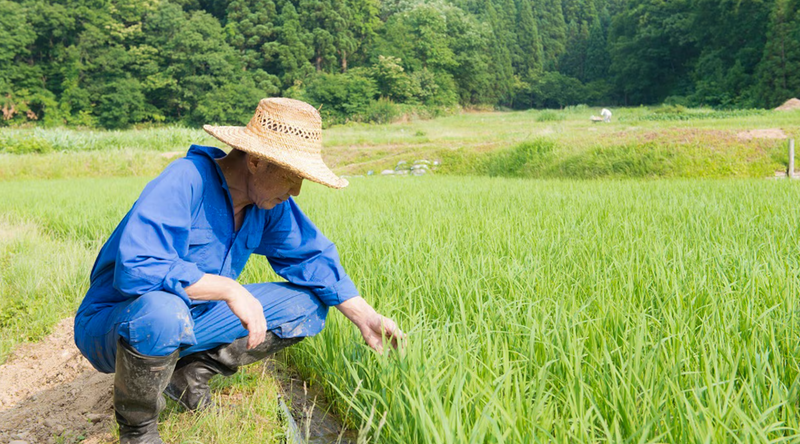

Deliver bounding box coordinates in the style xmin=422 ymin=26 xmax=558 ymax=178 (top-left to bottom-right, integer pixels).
xmin=203 ymin=98 xmax=348 ymax=189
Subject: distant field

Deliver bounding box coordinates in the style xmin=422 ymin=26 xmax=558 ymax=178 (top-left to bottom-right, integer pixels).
xmin=1 ymin=176 xmax=799 ymax=442
xmin=1 ymin=106 xmax=798 ymax=180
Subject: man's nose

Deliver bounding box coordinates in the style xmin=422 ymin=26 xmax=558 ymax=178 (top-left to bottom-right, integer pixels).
xmin=290 ymin=181 xmax=302 ymax=196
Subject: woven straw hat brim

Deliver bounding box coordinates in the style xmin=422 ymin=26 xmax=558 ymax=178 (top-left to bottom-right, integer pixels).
xmin=203 ymin=125 xmax=348 ymax=189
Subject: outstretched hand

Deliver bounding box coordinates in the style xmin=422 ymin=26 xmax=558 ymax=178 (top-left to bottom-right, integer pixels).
xmin=336 ymin=296 xmax=406 ymax=354
xmin=358 ymin=314 xmax=405 ymax=354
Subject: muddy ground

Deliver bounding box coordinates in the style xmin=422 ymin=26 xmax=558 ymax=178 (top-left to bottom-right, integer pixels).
xmin=0 ymin=319 xmax=354 ymax=444
xmin=0 ymin=319 xmax=114 ymax=444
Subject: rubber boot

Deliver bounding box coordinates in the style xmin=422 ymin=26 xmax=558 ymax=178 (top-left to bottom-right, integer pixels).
xmin=165 ymin=332 xmax=303 ymax=411
xmin=114 ymin=339 xmax=179 ymax=444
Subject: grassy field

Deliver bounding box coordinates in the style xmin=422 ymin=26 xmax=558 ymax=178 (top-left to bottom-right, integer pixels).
xmin=1 ymin=108 xmax=800 ymax=442
xmin=1 ymin=175 xmax=799 ymax=442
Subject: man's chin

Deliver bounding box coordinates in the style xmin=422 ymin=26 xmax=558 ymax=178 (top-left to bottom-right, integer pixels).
xmin=257 ymin=199 xmax=282 ymax=210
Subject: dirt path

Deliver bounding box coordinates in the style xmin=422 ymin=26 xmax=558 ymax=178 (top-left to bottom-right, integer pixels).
xmin=0 ymin=319 xmax=114 ymax=444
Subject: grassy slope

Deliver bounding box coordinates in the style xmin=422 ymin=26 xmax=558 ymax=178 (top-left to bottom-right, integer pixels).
xmin=1 ymin=107 xmax=798 ymax=181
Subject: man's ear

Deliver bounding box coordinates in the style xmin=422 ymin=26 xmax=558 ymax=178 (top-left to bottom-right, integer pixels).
xmin=246 ymin=154 xmax=261 ymax=174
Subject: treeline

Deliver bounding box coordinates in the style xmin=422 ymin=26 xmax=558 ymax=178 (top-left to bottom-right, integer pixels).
xmin=1 ymin=0 xmax=799 ymax=128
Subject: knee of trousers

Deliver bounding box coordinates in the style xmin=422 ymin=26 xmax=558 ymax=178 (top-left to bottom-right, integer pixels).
xmin=275 ymin=301 xmax=328 ymax=339
xmin=246 ymin=282 xmax=329 ymax=339
xmin=119 ymin=291 xmax=197 ymax=357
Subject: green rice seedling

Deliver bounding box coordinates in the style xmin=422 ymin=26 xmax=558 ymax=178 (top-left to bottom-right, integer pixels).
xmin=2 ymin=168 xmax=800 ymax=442
xmin=279 ymin=177 xmax=800 ymax=443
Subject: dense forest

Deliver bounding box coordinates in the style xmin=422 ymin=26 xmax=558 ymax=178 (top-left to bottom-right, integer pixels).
xmin=1 ymin=0 xmax=799 ymax=128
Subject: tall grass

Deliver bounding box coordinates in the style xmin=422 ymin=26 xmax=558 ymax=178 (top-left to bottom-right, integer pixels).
xmin=0 ymin=218 xmax=93 ymax=361
xmin=0 ymin=126 xmax=216 ymax=154
xmin=5 ymin=176 xmax=797 ymax=442
xmin=443 ymin=136 xmax=786 ymax=179
xmin=282 ymin=177 xmax=800 ymax=443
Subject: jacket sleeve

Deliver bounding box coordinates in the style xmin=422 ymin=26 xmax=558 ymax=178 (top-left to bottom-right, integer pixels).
xmin=113 ymin=161 xmax=206 ymax=304
xmin=255 ymin=198 xmax=359 ymax=306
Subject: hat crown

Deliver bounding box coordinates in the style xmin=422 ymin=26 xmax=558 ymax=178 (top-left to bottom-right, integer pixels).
xmin=246 ymin=98 xmax=322 ymax=150
xmin=203 ymin=97 xmax=348 ymax=189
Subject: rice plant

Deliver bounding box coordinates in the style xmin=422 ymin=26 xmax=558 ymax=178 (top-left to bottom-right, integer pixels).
xmin=2 ymin=173 xmax=799 ymax=443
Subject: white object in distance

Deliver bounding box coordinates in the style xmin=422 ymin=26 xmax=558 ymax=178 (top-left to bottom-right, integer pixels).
xmin=601 ymin=108 xmax=612 ymax=122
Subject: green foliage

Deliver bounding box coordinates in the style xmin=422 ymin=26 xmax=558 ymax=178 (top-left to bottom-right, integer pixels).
xmin=583 ymin=18 xmax=609 ymax=81
xmin=653 ymin=104 xmax=689 ymax=115
xmin=191 ymin=77 xmax=273 ymax=126
xmin=515 ymin=0 xmax=544 ymax=76
xmin=0 ymin=132 xmax=54 ymax=154
xmin=95 ymin=77 xmax=150 ymax=129
xmin=362 ymin=98 xmax=400 ymax=124
xmin=482 ymin=139 xmax=556 ymax=176
xmin=371 ymin=55 xmax=417 ymax=102
xmin=303 ymin=71 xmax=377 ymax=124
xmin=633 ymin=108 xmax=770 ymax=122
xmin=0 ymin=0 xmax=797 ymax=128
xmin=535 ymin=110 xmax=566 ymax=121
xmin=520 ymin=71 xmax=585 ymax=108
xmin=754 ymin=0 xmax=800 ymax=108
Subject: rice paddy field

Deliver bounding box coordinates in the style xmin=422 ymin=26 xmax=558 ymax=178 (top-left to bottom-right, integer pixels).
xmin=1 ymin=107 xmax=800 ymax=443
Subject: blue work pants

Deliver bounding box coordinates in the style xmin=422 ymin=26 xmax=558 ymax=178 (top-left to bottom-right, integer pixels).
xmin=74 ymin=282 xmax=327 ymax=374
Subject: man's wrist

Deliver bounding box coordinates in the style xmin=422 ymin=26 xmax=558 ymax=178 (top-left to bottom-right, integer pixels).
xmin=335 ymin=296 xmax=378 ymax=327
xmin=186 ymin=273 xmax=241 ymax=303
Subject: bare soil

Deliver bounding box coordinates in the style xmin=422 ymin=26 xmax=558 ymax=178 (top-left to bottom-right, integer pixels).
xmin=775 ymin=98 xmax=800 ymax=111
xmin=0 ymin=319 xmax=353 ymax=444
xmin=736 ymin=128 xmax=787 ymax=140
xmin=0 ymin=319 xmax=114 ymax=444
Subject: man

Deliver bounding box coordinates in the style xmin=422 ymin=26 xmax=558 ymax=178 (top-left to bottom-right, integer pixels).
xmin=73 ymin=98 xmax=404 ymax=444
xmin=601 ymin=108 xmax=612 ymax=123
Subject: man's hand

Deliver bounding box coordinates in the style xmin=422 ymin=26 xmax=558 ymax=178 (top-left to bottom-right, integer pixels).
xmin=336 ymin=296 xmax=405 ymax=354
xmin=225 ymin=289 xmax=268 ymax=349
xmin=186 ymin=274 xmax=267 ymax=349
xmin=358 ymin=314 xmax=404 ymax=354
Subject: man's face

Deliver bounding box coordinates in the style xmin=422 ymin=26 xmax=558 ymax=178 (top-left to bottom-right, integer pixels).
xmin=246 ymin=156 xmax=303 ymax=210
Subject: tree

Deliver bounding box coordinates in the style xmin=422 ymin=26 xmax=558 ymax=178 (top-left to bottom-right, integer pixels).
xmin=584 ymin=17 xmax=608 ymax=81
xmin=371 ymin=55 xmax=417 ymax=101
xmin=0 ymin=1 xmax=40 ymax=124
xmin=302 ymin=71 xmax=377 ymax=123
xmin=608 ymin=0 xmax=696 ymax=105
xmin=755 ymin=0 xmax=800 ymax=107
xmin=224 ymin=0 xmax=278 ymax=72
xmin=536 ymin=0 xmax=567 ymax=70
xmin=689 ymin=0 xmax=771 ymax=107
xmin=516 ymin=0 xmax=544 ymax=77
xmin=482 ymin=0 xmax=515 ymax=105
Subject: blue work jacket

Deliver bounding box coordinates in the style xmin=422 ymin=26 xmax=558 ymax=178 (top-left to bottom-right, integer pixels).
xmin=76 ymin=145 xmax=359 ymax=325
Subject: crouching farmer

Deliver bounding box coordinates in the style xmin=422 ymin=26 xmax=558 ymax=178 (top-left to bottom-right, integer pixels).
xmin=73 ymin=98 xmax=404 ymax=444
